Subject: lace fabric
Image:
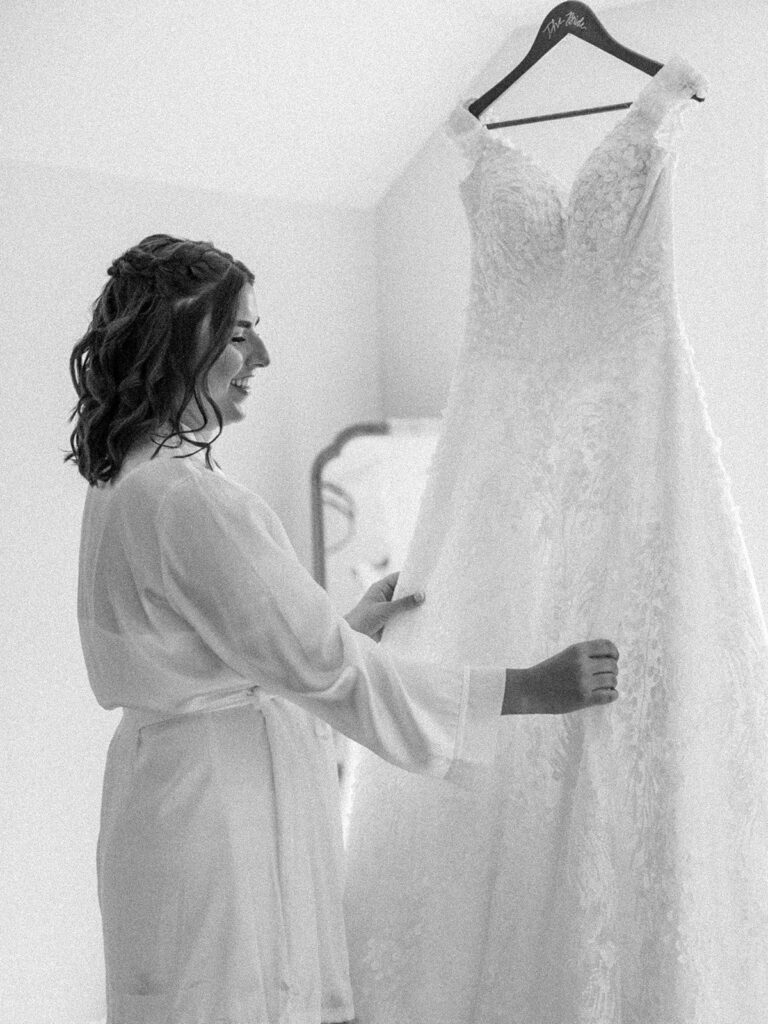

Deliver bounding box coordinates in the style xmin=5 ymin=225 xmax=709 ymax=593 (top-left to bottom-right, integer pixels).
xmin=344 ymin=56 xmax=768 ymax=1023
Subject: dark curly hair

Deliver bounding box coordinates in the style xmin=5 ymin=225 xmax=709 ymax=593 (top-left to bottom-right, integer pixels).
xmin=65 ymin=233 xmax=255 ymax=486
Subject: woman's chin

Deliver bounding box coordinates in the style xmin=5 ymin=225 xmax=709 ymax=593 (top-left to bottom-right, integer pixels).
xmin=228 ymin=385 xmax=251 ymax=408
xmin=223 ymin=396 xmax=247 ymax=423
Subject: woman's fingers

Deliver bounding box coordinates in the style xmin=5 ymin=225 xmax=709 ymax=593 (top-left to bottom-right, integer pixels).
xmin=388 ymin=590 xmax=425 ymax=615
xmin=592 ymin=688 xmax=619 ymax=703
xmin=587 ymin=647 xmax=619 ymax=703
xmin=589 ymin=639 xmax=619 ymax=660
xmin=370 ymin=588 xmax=426 ymax=632
xmin=591 ymin=657 xmax=619 ymax=678
xmin=372 ymin=572 xmax=399 ymax=600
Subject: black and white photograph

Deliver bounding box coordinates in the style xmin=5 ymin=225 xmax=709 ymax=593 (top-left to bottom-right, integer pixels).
xmin=2 ymin=1 xmax=767 ymax=1022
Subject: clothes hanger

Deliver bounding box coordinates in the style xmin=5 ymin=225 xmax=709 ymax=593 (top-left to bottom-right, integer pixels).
xmin=468 ymin=1 xmax=705 ymax=129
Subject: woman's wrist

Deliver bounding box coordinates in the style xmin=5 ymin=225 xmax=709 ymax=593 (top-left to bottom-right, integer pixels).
xmin=502 ymin=668 xmax=531 ymax=715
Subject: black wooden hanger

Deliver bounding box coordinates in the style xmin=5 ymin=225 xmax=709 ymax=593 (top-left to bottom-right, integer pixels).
xmin=468 ymin=1 xmax=705 ymax=129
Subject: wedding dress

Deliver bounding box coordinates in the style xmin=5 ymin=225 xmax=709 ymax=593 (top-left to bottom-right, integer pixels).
xmin=344 ymin=55 xmax=768 ymax=1023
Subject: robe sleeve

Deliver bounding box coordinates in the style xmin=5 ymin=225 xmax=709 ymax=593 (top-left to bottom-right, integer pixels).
xmin=154 ymin=471 xmax=504 ymax=779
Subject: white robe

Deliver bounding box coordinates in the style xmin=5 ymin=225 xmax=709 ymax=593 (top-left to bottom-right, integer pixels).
xmin=77 ymin=431 xmax=505 ymax=1024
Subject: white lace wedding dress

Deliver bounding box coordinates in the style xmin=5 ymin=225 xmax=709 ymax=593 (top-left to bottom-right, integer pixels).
xmin=344 ymin=56 xmax=768 ymax=1023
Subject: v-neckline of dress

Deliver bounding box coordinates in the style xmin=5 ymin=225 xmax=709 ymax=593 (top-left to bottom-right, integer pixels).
xmin=454 ymin=52 xmax=701 ymax=215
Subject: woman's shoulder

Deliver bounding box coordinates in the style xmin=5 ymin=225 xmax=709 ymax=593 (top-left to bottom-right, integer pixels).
xmin=109 ymin=450 xmax=204 ymax=501
xmin=113 ymin=454 xmax=279 ymax=531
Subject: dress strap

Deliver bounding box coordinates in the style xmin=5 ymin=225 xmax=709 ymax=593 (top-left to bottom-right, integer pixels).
xmin=631 ymin=53 xmax=710 ymax=130
xmin=445 ymin=99 xmax=491 ymax=164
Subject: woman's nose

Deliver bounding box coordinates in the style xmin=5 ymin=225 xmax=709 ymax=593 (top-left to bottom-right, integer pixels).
xmin=249 ymin=337 xmax=270 ymax=368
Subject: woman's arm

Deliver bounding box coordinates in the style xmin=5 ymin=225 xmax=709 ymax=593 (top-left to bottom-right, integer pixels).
xmin=152 ymin=473 xmax=504 ymax=779
xmin=345 ymin=573 xmax=620 ymax=717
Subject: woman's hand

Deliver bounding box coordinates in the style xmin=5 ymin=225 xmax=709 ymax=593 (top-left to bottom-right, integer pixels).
xmin=344 ymin=572 xmax=425 ymax=642
xmin=503 ymin=639 xmax=620 ymax=715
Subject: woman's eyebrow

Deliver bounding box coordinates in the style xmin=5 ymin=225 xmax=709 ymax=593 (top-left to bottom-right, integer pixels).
xmin=236 ymin=317 xmax=260 ymax=328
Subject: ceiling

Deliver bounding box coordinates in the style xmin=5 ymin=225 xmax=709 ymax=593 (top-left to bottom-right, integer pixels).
xmin=1 ymin=0 xmax=637 ymax=209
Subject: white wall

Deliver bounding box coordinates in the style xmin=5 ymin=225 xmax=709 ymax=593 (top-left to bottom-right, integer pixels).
xmin=377 ymin=0 xmax=768 ymax=609
xmin=0 ymin=160 xmax=379 ymax=1023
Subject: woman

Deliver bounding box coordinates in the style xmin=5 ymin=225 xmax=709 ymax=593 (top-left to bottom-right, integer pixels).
xmin=65 ymin=233 xmax=620 ymax=1024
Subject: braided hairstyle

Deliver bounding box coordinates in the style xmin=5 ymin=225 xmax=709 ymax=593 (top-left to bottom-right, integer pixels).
xmin=65 ymin=234 xmax=255 ymax=485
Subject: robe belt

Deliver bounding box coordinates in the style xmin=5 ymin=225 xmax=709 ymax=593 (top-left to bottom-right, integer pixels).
xmin=120 ymin=686 xmax=273 ymax=730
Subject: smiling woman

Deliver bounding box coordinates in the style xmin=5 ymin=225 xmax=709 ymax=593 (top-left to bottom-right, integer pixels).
xmin=65 ymin=233 xmax=262 ymax=484
xmin=63 ymin=232 xmax=616 ymax=1024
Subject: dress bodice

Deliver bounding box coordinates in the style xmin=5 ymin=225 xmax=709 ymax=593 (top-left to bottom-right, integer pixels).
xmin=445 ymin=55 xmax=709 ymax=362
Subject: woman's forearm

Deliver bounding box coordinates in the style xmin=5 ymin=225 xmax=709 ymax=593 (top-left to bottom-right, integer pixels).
xmin=502 ymin=668 xmax=531 ymax=715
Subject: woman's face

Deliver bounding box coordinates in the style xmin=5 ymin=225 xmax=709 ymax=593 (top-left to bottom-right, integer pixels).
xmin=184 ymin=284 xmax=269 ymax=438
